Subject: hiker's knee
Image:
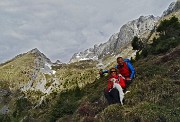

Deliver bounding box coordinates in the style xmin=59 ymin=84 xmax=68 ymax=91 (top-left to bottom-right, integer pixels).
xmin=126 ymin=80 xmax=132 ymax=86
xmin=110 ymin=88 xmax=118 ymax=94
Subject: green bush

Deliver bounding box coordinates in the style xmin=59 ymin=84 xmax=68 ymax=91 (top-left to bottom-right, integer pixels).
xmin=141 ymin=16 xmax=180 ymax=58
xmin=141 ymin=48 xmax=149 ymax=57
xmin=131 ymin=36 xmax=143 ymax=50
xmin=0 ymin=114 xmax=11 ymax=122
xmin=13 ymin=97 xmax=32 ymax=117
xmin=150 ymin=38 xmax=180 ymax=54
xmin=135 ymin=51 xmax=141 ymax=60
xmin=49 ymin=86 xmax=84 ymax=122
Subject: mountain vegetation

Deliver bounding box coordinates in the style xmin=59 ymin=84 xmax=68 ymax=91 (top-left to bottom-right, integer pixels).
xmin=44 ymin=16 xmax=180 ymax=122
xmin=5 ymin=15 xmax=178 ymax=122
xmin=141 ymin=16 xmax=180 ymax=57
xmin=0 ymin=53 xmax=36 ymax=89
xmin=0 ymin=2 xmax=180 ymax=122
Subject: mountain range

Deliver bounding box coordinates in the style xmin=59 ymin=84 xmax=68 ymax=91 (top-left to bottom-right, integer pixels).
xmin=0 ymin=1 xmax=180 ymax=121
xmin=69 ymin=15 xmax=159 ymax=63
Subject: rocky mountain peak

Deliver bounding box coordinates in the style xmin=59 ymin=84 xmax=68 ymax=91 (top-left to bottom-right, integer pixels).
xmin=52 ymin=60 xmax=63 ymax=66
xmin=27 ymin=48 xmax=52 ymax=64
xmin=28 ymin=48 xmax=41 ymax=54
xmin=55 ymin=60 xmax=62 ymax=64
xmin=162 ymin=2 xmax=176 ymax=17
xmin=69 ymin=15 xmax=159 ymax=63
xmin=162 ymin=0 xmax=180 ymax=17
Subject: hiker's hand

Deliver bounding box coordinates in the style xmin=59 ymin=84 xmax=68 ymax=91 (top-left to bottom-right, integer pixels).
xmin=99 ymin=71 xmax=104 ymax=77
xmin=126 ymin=77 xmax=131 ymax=80
xmin=110 ymin=78 xmax=116 ymax=82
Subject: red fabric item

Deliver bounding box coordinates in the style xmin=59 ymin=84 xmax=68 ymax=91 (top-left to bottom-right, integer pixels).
xmin=107 ymin=75 xmax=126 ymax=91
xmin=118 ymin=62 xmax=131 ymax=78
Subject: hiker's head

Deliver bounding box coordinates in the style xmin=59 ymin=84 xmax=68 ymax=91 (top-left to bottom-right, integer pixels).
xmin=109 ymin=68 xmax=118 ymax=76
xmin=117 ymin=57 xmax=124 ymax=65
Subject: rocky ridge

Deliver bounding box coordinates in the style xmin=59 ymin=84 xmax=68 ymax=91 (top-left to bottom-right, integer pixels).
xmin=162 ymin=0 xmax=180 ymax=17
xmin=0 ymin=1 xmax=179 ymax=121
xmin=70 ymin=15 xmax=159 ymax=63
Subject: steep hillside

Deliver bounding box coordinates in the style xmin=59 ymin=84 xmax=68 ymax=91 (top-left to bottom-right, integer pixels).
xmin=33 ymin=45 xmax=179 ymax=122
xmin=0 ymin=52 xmax=36 ymax=90
xmin=0 ymin=50 xmax=99 ymax=121
xmin=32 ymin=16 xmax=180 ymax=122
xmin=95 ymin=46 xmax=180 ymax=122
xmin=44 ymin=16 xmax=180 ymax=121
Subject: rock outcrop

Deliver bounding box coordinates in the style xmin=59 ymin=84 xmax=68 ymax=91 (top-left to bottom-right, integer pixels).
xmin=70 ymin=15 xmax=159 ymax=63
xmin=162 ymin=0 xmax=180 ymax=17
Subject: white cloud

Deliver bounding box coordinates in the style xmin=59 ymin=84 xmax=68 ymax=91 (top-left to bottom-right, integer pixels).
xmin=0 ymin=0 xmax=175 ymax=63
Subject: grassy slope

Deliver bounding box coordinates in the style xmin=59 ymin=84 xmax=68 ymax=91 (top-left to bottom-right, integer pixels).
xmin=98 ymin=46 xmax=180 ymax=122
xmin=0 ymin=53 xmax=36 ymax=89
xmin=50 ymin=46 xmax=179 ymax=122
xmin=0 ymin=56 xmax=99 ymax=122
xmin=1 ymin=14 xmax=180 ymax=122
xmin=0 ymin=53 xmax=36 ymax=122
xmin=46 ymin=16 xmax=180 ymax=121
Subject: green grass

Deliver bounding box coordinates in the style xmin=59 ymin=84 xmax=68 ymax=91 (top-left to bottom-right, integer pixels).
xmin=49 ymin=87 xmax=84 ymax=122
xmin=0 ymin=53 xmax=36 ymax=88
xmin=1 ymin=15 xmax=180 ymax=122
xmin=48 ymin=47 xmax=180 ymax=122
xmin=55 ymin=67 xmax=98 ymax=90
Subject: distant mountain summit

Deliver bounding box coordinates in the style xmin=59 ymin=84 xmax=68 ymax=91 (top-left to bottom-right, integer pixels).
xmin=28 ymin=48 xmax=52 ymax=65
xmin=162 ymin=2 xmax=176 ymax=17
xmin=28 ymin=48 xmax=41 ymax=54
xmin=162 ymin=0 xmax=180 ymax=17
xmin=55 ymin=60 xmax=62 ymax=64
xmin=0 ymin=48 xmax=54 ymax=89
xmin=70 ymin=15 xmax=159 ymax=63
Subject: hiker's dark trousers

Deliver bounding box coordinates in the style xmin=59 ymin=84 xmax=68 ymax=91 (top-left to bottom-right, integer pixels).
xmin=123 ymin=80 xmax=133 ymax=93
xmin=104 ymin=88 xmax=120 ymax=104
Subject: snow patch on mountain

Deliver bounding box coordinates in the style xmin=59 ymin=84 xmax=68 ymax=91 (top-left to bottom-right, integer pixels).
xmin=70 ymin=15 xmax=159 ymax=63
xmin=40 ymin=62 xmax=56 ymax=75
xmin=20 ymin=48 xmax=57 ymax=93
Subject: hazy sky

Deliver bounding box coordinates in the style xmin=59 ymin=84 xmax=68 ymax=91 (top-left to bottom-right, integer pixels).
xmin=0 ymin=0 xmax=175 ymax=63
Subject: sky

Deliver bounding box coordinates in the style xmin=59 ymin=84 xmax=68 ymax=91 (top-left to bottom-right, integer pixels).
xmin=0 ymin=0 xmax=175 ymax=63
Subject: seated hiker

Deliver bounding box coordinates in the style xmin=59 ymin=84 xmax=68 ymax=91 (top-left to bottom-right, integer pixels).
xmin=104 ymin=68 xmax=126 ymax=105
xmin=101 ymin=57 xmax=135 ymax=92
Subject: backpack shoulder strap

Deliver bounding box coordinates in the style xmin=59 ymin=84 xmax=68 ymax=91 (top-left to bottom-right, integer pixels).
xmin=124 ymin=58 xmax=131 ymax=63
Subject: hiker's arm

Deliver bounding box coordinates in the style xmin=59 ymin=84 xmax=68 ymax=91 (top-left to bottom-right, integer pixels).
xmin=107 ymin=79 xmax=113 ymax=91
xmin=127 ymin=63 xmax=135 ymax=79
xmin=101 ymin=65 xmax=118 ymax=74
xmin=102 ymin=70 xmax=109 ymax=74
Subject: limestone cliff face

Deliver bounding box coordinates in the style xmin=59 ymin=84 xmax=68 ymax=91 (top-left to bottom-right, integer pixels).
xmin=70 ymin=15 xmax=159 ymax=63
xmin=162 ymin=0 xmax=180 ymax=17
xmin=70 ymin=0 xmax=180 ymax=64
xmin=28 ymin=48 xmax=52 ymax=67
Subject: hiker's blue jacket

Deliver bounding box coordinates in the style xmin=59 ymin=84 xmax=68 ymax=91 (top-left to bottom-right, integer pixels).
xmin=102 ymin=61 xmax=135 ymax=79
